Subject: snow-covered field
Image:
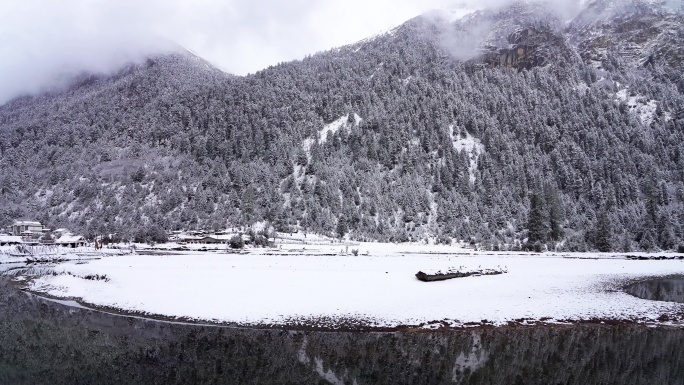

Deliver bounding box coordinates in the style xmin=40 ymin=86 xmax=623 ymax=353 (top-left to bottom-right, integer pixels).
xmin=19 ymin=242 xmax=684 ymax=328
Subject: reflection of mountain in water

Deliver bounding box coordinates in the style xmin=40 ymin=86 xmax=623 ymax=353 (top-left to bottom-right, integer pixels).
xmin=1 ymin=278 xmax=684 ymax=384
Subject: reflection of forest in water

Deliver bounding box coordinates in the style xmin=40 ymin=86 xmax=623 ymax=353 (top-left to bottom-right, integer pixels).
xmin=626 ymin=278 xmax=684 ymax=304
xmin=1 ymin=278 xmax=684 ymax=385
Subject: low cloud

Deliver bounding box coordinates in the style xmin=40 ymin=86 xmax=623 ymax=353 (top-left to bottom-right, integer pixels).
xmin=425 ymin=0 xmax=586 ymax=62
xmin=0 ymin=0 xmax=626 ymax=105
xmin=0 ymin=0 xmax=178 ymax=104
xmin=1 ymin=0 xmax=466 ymax=104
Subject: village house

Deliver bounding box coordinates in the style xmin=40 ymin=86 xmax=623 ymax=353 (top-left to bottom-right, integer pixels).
xmin=198 ymin=234 xmax=237 ymax=244
xmin=53 ymin=228 xmax=72 ymax=238
xmin=172 ymin=231 xmax=248 ymax=245
xmin=199 ymin=235 xmax=224 ymax=244
xmin=54 ymin=234 xmax=87 ymax=248
xmin=175 ymin=234 xmax=204 ymax=244
xmin=12 ymin=221 xmax=45 ymax=237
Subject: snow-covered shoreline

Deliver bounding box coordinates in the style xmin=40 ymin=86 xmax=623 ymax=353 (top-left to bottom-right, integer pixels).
xmin=15 ymin=242 xmax=684 ymax=329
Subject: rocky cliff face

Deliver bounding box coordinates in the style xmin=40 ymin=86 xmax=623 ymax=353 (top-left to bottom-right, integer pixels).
xmin=571 ymin=0 xmax=684 ymax=68
xmin=479 ymin=28 xmax=558 ymax=69
xmin=1 ymin=279 xmax=683 ymax=384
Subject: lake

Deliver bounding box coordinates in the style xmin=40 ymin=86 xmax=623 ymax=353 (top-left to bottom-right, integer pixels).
xmin=1 ymin=274 xmax=683 ymax=384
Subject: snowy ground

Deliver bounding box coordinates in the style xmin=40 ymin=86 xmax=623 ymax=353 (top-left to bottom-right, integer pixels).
xmin=18 ymin=242 xmax=684 ymax=329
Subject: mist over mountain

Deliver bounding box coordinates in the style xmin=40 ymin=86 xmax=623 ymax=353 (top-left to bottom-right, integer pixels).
xmin=1 ymin=0 xmax=683 ymax=251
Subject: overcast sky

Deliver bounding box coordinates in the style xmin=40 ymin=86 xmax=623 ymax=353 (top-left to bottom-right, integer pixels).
xmin=0 ymin=0 xmax=461 ymax=104
xmin=0 ymin=0 xmax=588 ymax=105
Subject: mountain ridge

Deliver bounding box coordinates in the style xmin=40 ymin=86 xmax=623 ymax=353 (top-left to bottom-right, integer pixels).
xmin=1 ymin=0 xmax=683 ymax=251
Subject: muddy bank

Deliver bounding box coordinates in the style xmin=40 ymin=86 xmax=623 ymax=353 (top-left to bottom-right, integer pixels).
xmin=1 ymin=279 xmax=683 ymax=384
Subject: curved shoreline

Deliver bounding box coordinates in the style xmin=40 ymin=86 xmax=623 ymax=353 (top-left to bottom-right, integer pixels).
xmin=17 ymin=251 xmax=684 ymax=331
xmin=16 ymin=275 xmax=684 ymax=333
xmin=3 ymin=276 xmax=684 ymax=384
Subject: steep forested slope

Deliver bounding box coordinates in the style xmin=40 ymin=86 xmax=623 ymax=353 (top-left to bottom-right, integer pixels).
xmin=1 ymin=0 xmax=683 ymax=251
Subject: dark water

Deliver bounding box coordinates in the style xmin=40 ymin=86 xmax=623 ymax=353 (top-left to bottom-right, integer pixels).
xmin=1 ymin=278 xmax=684 ymax=384
xmin=626 ymin=278 xmax=684 ymax=303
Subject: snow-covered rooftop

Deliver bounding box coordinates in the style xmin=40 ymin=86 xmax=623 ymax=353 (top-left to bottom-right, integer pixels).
xmin=13 ymin=221 xmax=42 ymax=226
xmin=0 ymin=235 xmax=22 ymax=243
xmin=55 ymin=235 xmax=85 ymax=244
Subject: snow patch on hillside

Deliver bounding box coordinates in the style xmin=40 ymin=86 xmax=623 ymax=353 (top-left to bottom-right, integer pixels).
xmin=450 ymin=125 xmax=484 ymax=183
xmin=302 ymin=114 xmax=362 ymax=159
xmin=368 ymin=62 xmax=384 ymax=80
xmin=351 ymin=27 xmax=400 ymax=52
xmin=615 ymin=89 xmax=661 ymax=125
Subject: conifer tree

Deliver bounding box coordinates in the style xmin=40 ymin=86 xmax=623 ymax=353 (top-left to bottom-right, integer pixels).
xmin=336 ymin=215 xmax=348 ymax=239
xmin=546 ymin=185 xmax=564 ymax=241
xmin=595 ymin=210 xmax=611 ymax=252
xmin=527 ymin=193 xmax=547 ymax=243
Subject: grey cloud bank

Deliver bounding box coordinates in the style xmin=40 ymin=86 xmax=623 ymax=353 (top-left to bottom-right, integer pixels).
xmin=0 ymin=0 xmax=177 ymax=104
xmin=426 ymin=0 xmax=586 ymax=62
xmin=0 ymin=0 xmax=589 ymax=105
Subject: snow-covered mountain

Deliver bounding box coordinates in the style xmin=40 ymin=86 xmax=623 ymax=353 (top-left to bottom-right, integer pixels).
xmin=0 ymin=0 xmax=683 ymax=251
